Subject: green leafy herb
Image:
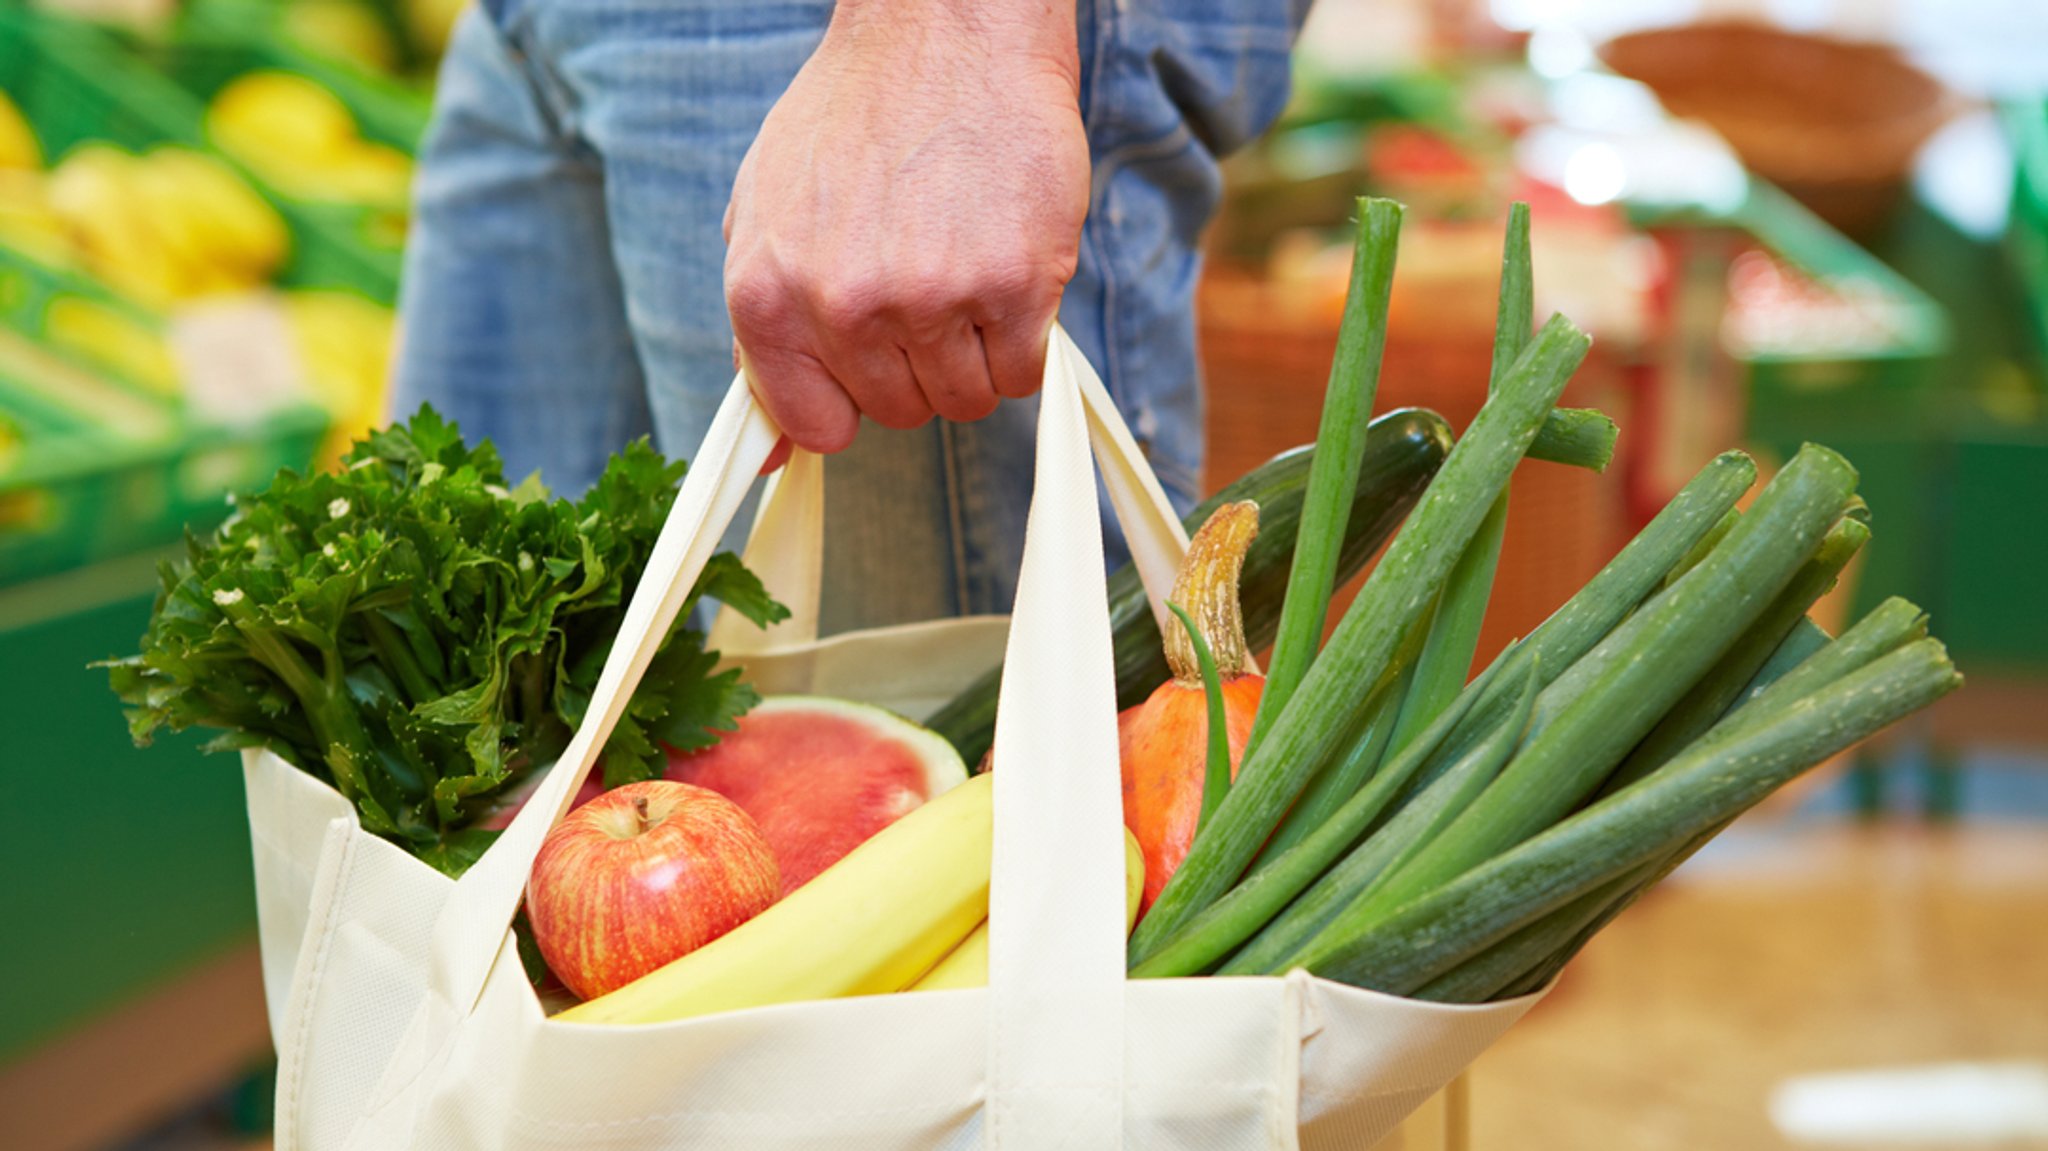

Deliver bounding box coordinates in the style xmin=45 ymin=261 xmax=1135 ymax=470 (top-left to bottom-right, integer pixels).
xmin=103 ymin=407 xmax=787 ymax=874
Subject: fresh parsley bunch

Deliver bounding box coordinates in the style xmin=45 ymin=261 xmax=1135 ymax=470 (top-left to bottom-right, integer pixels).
xmin=105 ymin=408 xmax=786 ymax=876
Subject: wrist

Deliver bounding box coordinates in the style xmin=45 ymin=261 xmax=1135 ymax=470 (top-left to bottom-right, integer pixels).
xmin=827 ymin=0 xmax=1079 ymax=89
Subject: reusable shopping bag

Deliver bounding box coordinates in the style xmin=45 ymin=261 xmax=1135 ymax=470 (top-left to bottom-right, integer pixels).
xmin=243 ymin=328 xmax=1542 ymax=1149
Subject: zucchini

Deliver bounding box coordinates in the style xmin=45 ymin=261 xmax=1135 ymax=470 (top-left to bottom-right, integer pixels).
xmin=924 ymin=408 xmax=1454 ymax=767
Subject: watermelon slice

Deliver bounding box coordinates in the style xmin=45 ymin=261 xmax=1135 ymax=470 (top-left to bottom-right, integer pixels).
xmin=664 ymin=696 xmax=968 ymax=896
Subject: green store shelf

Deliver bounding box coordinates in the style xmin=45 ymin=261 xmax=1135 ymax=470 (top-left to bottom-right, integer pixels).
xmin=0 ymin=551 xmax=258 ymax=1065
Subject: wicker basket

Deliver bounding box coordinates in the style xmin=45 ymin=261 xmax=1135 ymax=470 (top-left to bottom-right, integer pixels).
xmin=1598 ymin=21 xmax=1961 ymax=238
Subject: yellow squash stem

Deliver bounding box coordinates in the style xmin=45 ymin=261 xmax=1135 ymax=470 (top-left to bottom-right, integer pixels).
xmin=1163 ymin=501 xmax=1258 ymax=685
xmin=1121 ymin=501 xmax=1264 ymax=917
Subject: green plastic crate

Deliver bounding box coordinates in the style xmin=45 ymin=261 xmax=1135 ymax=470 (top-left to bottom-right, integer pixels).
xmin=0 ymin=6 xmax=402 ymax=302
xmin=0 ymin=331 xmax=328 ymax=585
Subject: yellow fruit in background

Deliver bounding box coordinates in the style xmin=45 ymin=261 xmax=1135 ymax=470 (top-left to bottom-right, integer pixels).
xmin=42 ymin=144 xmax=286 ymax=305
xmin=284 ymin=0 xmax=401 ymax=74
xmin=208 ymin=71 xmax=360 ymax=180
xmin=0 ymin=92 xmax=40 ymax=169
xmin=404 ymin=0 xmax=469 ymax=57
xmin=320 ymin=141 xmax=413 ymax=208
xmin=45 ymin=296 xmax=181 ymax=395
xmin=207 ymin=71 xmax=415 ymax=210
xmin=140 ymin=147 xmax=290 ymax=282
xmin=285 ymin=289 xmax=394 ymax=462
xmin=45 ymin=144 xmax=181 ymax=308
xmin=0 ymin=170 xmax=74 ymax=269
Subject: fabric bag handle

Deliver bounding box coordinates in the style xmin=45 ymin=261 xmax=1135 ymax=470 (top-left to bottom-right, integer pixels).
xmin=426 ymin=328 xmax=1187 ymax=1146
xmin=707 ymin=357 xmax=1190 ymax=654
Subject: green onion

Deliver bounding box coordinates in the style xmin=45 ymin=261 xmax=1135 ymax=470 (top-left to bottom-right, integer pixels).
xmin=1221 ymin=655 xmax=1540 ymax=977
xmin=1526 ymin=407 xmax=1619 ymax=472
xmin=1487 ymin=598 xmax=1932 ymax=998
xmin=1249 ymin=627 xmax=1421 ymax=871
xmin=1131 ymin=316 xmax=1591 ymax=957
xmin=1167 ymin=601 xmax=1233 ymax=833
xmin=1247 ymin=198 xmax=1406 ymax=758
xmin=1662 ymin=508 xmax=1740 ymax=591
xmin=1409 ymin=859 xmax=1658 ymax=1003
xmin=1324 ymin=444 xmax=1861 ymax=937
xmin=1295 ymin=636 xmax=1962 ymax=994
xmin=1383 ymin=202 xmax=1531 ymax=759
xmin=1413 ymin=452 xmax=1758 ymax=783
xmin=1601 ymin=516 xmax=1870 ymax=794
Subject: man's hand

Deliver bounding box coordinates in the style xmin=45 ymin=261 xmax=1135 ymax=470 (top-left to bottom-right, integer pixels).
xmin=725 ymin=0 xmax=1087 ymax=454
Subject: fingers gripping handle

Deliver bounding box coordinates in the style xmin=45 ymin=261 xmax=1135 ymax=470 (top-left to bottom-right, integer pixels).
xmin=428 ymin=375 xmax=780 ymax=1010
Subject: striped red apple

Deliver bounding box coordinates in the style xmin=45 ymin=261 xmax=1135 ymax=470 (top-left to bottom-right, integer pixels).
xmin=525 ymin=780 xmax=780 ymax=1002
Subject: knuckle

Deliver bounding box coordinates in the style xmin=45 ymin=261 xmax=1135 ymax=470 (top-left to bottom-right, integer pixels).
xmin=811 ymin=275 xmax=886 ymax=333
xmin=725 ymin=265 xmax=796 ymax=335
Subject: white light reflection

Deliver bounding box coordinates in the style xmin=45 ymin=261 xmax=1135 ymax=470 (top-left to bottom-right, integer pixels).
xmin=1527 ymin=22 xmax=1596 ymax=78
xmin=1771 ymin=1062 xmax=2048 ymax=1144
xmin=1563 ymin=141 xmax=1628 ymax=205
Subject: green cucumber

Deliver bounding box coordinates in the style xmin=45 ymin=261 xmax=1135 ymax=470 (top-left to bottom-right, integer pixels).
xmin=925 ymin=409 xmax=1454 ymax=767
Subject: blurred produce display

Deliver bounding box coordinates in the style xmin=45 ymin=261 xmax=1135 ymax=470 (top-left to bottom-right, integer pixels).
xmin=268 ymin=0 xmax=464 ymax=84
xmin=26 ymin=141 xmax=288 ymax=305
xmin=0 ymin=7 xmax=423 ymax=585
xmin=208 ymin=69 xmax=412 ymax=210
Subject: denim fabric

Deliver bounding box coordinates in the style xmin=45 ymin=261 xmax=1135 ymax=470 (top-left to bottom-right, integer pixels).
xmin=394 ymin=0 xmax=1304 ymax=630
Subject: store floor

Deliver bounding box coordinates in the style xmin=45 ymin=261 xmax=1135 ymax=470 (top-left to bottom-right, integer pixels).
xmin=1468 ymin=814 xmax=2048 ymax=1149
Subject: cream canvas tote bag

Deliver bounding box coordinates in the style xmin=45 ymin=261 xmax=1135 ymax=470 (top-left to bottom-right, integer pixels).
xmin=242 ymin=328 xmax=1542 ymax=1149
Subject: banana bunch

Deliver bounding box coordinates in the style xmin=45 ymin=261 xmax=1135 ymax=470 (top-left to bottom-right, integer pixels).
xmin=284 ymin=289 xmax=395 ymax=463
xmin=31 ymin=143 xmax=289 ymax=308
xmin=558 ymin=773 xmax=998 ymax=1025
xmin=208 ymin=71 xmax=412 ymax=210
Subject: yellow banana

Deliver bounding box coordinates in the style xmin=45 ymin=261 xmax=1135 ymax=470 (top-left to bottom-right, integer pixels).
xmin=557 ymin=772 xmax=994 ymax=1025
xmin=909 ymin=825 xmax=1144 ymax=992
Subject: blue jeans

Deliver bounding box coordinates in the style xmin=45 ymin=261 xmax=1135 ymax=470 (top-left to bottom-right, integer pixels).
xmin=394 ymin=0 xmax=1305 ymax=631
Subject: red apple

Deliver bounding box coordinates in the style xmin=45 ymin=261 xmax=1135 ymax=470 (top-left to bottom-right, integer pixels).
xmin=525 ymin=780 xmax=780 ymax=1002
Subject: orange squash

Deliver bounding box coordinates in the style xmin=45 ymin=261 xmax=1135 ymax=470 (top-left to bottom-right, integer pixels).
xmin=1119 ymin=501 xmax=1263 ymax=920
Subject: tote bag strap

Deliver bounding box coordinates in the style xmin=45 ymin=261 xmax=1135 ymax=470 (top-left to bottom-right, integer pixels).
xmin=425 ymin=328 xmax=1188 ymax=1148
xmin=707 ymin=344 xmax=1192 ymax=654
xmin=979 ymin=328 xmax=1188 ymax=1146
xmin=706 ymin=447 xmax=827 ymax=651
